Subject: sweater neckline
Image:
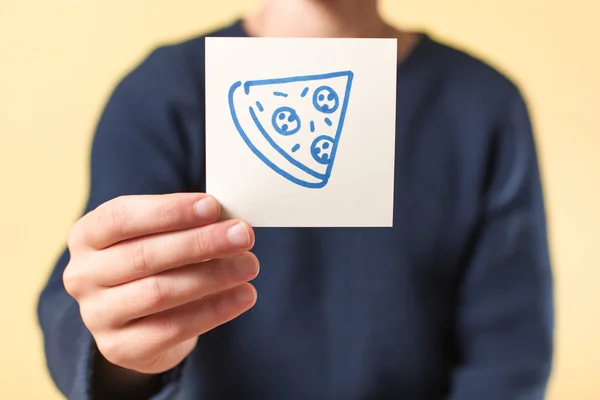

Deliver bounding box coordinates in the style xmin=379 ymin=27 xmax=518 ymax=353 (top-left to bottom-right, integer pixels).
xmin=222 ymin=17 xmax=433 ymax=73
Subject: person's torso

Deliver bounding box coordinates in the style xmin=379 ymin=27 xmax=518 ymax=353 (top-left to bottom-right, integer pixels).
xmin=163 ymin=20 xmax=515 ymax=400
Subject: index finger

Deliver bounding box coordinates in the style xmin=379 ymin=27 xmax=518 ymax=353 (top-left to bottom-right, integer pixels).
xmin=70 ymin=193 xmax=221 ymax=250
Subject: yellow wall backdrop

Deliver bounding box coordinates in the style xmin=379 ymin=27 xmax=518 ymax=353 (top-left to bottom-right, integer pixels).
xmin=1 ymin=0 xmax=598 ymax=398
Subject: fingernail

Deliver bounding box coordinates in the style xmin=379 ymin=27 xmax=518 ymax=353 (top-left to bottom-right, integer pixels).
xmin=227 ymin=223 xmax=250 ymax=247
xmin=194 ymin=197 xmax=216 ymax=218
xmin=236 ymin=254 xmax=258 ymax=276
xmin=236 ymin=285 xmax=255 ymax=303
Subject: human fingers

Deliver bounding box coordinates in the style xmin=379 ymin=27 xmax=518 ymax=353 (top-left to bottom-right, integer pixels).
xmin=94 ymin=284 xmax=257 ymax=373
xmin=88 ymin=219 xmax=254 ymax=286
xmin=82 ymin=253 xmax=259 ymax=329
xmin=69 ymin=193 xmax=220 ymax=250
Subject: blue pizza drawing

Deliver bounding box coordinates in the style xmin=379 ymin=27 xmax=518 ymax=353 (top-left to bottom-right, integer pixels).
xmin=228 ymin=71 xmax=354 ymax=188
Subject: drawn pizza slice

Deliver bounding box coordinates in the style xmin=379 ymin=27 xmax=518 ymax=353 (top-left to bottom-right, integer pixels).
xmin=228 ymin=71 xmax=354 ymax=188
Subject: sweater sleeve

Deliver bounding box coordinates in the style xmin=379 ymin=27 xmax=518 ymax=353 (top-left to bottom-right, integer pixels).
xmin=449 ymin=87 xmax=554 ymax=399
xmin=36 ymin=45 xmax=198 ymax=399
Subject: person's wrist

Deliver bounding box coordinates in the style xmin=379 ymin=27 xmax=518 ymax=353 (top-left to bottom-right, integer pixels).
xmin=91 ymin=349 xmax=164 ymax=399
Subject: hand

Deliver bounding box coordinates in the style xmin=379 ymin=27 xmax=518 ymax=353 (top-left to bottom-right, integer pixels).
xmin=63 ymin=193 xmax=258 ymax=375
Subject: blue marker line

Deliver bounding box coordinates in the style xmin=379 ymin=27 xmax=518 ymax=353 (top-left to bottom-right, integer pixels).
xmin=228 ymin=81 xmax=328 ymax=189
xmin=249 ymin=106 xmax=326 ymax=180
xmin=256 ymin=101 xmax=264 ymax=112
xmin=310 ymin=121 xmax=315 ymax=132
xmin=323 ymin=71 xmax=354 ymax=180
xmin=301 ymin=87 xmax=309 ymax=97
xmin=274 ymin=91 xmax=288 ymax=97
xmin=324 ymin=117 xmax=332 ymax=126
xmin=231 ymin=71 xmax=354 ymax=189
xmin=291 ymin=144 xmax=300 ymax=153
xmin=244 ymin=71 xmax=353 ymax=94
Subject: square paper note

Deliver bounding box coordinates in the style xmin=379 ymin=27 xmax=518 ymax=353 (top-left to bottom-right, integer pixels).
xmin=205 ymin=37 xmax=397 ymax=227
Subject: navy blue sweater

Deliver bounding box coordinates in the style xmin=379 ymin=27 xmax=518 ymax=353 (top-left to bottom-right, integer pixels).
xmin=37 ymin=20 xmax=554 ymax=400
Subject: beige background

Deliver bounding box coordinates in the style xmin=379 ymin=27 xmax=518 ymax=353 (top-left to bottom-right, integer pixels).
xmin=0 ymin=0 xmax=598 ymax=398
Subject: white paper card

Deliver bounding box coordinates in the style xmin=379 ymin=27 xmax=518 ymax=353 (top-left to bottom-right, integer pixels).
xmin=205 ymin=37 xmax=397 ymax=227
